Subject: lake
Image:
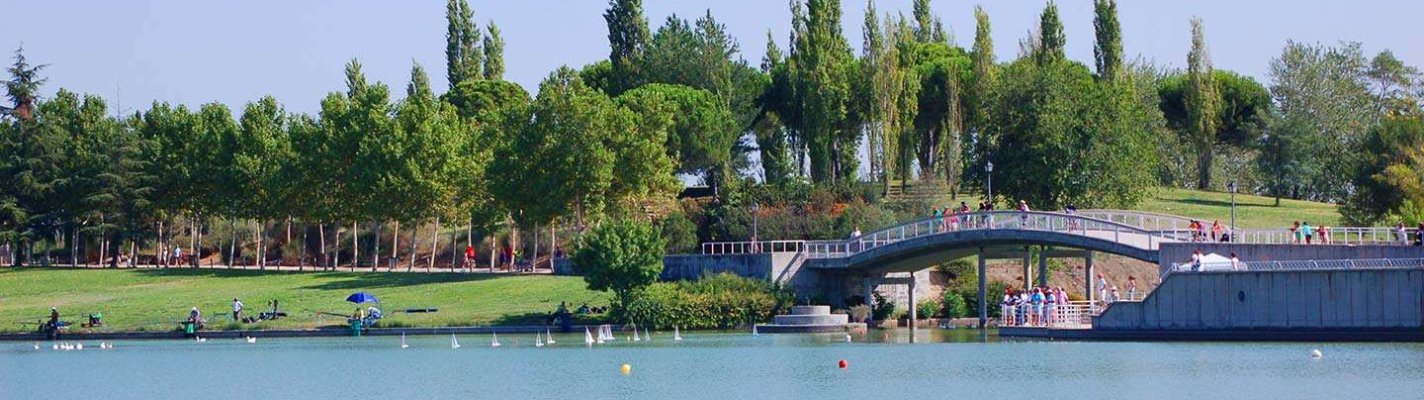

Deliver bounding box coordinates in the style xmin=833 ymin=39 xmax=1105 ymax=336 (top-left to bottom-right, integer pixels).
xmin=3 ymin=329 xmax=1423 ymax=399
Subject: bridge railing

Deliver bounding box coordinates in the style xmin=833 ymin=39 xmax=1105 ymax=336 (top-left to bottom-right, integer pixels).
xmin=1166 ymin=257 xmax=1424 ymax=275
xmin=700 ymin=240 xmax=810 ymax=255
xmin=999 ymin=301 xmax=1097 ymax=329
xmin=804 ymin=211 xmax=1164 ymax=259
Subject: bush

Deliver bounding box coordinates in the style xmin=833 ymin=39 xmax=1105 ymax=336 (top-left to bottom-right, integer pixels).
xmin=942 ymin=290 xmax=969 ymax=318
xmin=658 ymin=212 xmax=699 ymax=254
xmin=848 ymin=305 xmax=871 ymax=323
xmin=916 ymin=299 xmax=942 ymax=320
xmin=870 ymin=291 xmax=896 ymax=321
xmin=624 ymin=273 xmax=794 ymax=329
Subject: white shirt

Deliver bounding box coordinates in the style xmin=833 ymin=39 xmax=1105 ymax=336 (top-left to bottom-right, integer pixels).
xmin=851 ymin=230 xmax=862 ymax=238
xmin=233 ymin=300 xmax=243 ymax=312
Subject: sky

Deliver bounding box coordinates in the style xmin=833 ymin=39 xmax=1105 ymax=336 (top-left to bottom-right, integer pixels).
xmin=3 ymin=0 xmax=1422 ymax=116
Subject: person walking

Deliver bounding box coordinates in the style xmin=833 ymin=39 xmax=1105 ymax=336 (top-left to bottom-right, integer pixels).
xmin=1291 ymin=221 xmax=1302 ymax=244
xmin=1302 ymin=221 xmax=1315 ymax=244
xmin=232 ymin=298 xmax=244 ymax=322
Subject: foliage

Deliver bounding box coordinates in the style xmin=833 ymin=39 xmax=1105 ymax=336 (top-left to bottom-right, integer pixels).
xmin=1092 ymin=0 xmax=1121 ymax=82
xmin=1343 ymin=117 xmax=1424 ymax=224
xmin=1185 ymin=18 xmax=1220 ymax=190
xmin=915 ymin=298 xmax=941 ymax=320
xmin=941 ymin=290 xmax=968 ymax=318
xmin=623 ymin=273 xmax=794 ymax=329
xmin=571 ymin=218 xmax=666 ymax=317
xmin=1267 ymin=41 xmax=1376 ymax=202
xmin=870 ymin=290 xmax=896 ymax=321
xmin=657 ymin=211 xmax=698 ymax=253
xmin=848 ymin=304 xmax=871 ymax=323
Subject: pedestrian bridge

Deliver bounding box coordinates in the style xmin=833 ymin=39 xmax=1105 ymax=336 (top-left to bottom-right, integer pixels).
xmin=702 ymin=210 xmax=1402 ymax=273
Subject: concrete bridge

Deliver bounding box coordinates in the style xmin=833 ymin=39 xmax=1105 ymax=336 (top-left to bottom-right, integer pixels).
xmin=694 ymin=210 xmax=1423 ymax=329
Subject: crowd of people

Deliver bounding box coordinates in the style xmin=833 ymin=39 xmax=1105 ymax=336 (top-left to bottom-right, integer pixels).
xmin=1394 ymin=223 xmax=1424 ymax=246
xmin=999 ymin=286 xmax=1074 ymax=327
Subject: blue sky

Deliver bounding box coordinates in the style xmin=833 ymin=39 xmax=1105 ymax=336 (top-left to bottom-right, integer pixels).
xmin=3 ymin=0 xmax=1420 ymax=115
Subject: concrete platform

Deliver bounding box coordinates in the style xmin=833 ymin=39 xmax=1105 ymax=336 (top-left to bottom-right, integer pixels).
xmin=1000 ymin=326 xmax=1424 ymax=342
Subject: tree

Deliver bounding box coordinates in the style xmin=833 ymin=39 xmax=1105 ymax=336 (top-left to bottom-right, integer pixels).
xmin=785 ymin=0 xmax=856 ymax=184
xmin=964 ymin=7 xmax=995 ymax=188
xmin=755 ymin=31 xmax=793 ymax=185
xmin=1184 ymin=17 xmax=1219 ymax=190
xmin=441 ymin=79 xmax=530 ymax=125
xmin=1367 ymin=50 xmax=1422 ymax=118
xmin=233 ymin=96 xmax=293 ymax=268
xmin=482 ymin=22 xmax=506 ymax=81
xmin=572 ymin=218 xmax=666 ymax=316
xmin=3 ymin=46 xmax=47 ymax=122
xmin=1092 ymin=0 xmax=1122 ymax=82
xmin=1257 ymin=113 xmax=1326 ymax=204
xmin=1343 ymin=117 xmax=1424 ymax=224
xmin=1035 ymin=1 xmax=1065 ymax=67
xmin=444 ymin=0 xmax=482 ymax=87
xmin=1268 ymin=41 xmax=1375 ymax=201
xmin=604 ymin=0 xmax=650 ymax=96
xmin=616 ymin=84 xmax=736 ymax=182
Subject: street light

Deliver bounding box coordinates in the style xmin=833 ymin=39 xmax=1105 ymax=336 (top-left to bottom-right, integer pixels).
xmin=750 ymin=203 xmax=760 ymax=242
xmin=985 ymin=161 xmax=994 ymax=205
xmin=1228 ymin=181 xmax=1238 ymax=237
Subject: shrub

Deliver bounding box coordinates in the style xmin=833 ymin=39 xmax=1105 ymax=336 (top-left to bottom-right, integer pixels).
xmin=916 ymin=299 xmax=942 ymax=320
xmin=952 ymin=279 xmax=1011 ymax=318
xmin=848 ymin=305 xmax=871 ymax=323
xmin=870 ymin=291 xmax=896 ymax=321
xmin=623 ymin=273 xmax=794 ymax=329
xmin=942 ymin=290 xmax=969 ymax=318
xmin=658 ymin=212 xmax=699 ymax=254
xmin=573 ymin=219 xmax=666 ymax=318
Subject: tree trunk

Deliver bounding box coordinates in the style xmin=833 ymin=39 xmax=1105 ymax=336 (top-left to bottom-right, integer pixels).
xmin=407 ymin=222 xmax=419 ymax=272
xmin=489 ymin=235 xmax=496 ymax=271
xmin=351 ymin=221 xmax=359 ymax=270
xmin=372 ymin=221 xmax=382 ymax=271
xmin=429 ymin=218 xmax=440 ymax=270
xmin=192 ymin=214 xmax=201 ymax=268
xmin=391 ymin=221 xmax=400 ymax=271
xmin=550 ymin=223 xmax=557 ymax=270
xmin=1196 ymin=144 xmax=1213 ymax=190
xmin=532 ymin=224 xmax=540 ymax=272
xmin=333 ymin=224 xmax=341 ymax=271
xmin=228 ymin=217 xmax=237 ymax=269
xmin=318 ymin=223 xmax=327 ymax=270
xmin=129 ymin=240 xmax=137 ymax=269
xmin=299 ymin=221 xmax=307 ymax=271
xmin=450 ymin=228 xmax=458 ymax=269
xmin=254 ymin=220 xmax=263 ymax=270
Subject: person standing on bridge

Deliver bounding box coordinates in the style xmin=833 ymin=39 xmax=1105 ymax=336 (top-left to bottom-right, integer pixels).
xmin=1291 ymin=221 xmax=1303 ymax=244
xmin=1210 ymin=220 xmax=1224 ymax=242
xmin=1096 ymin=274 xmax=1108 ymax=304
xmin=1302 ymin=221 xmax=1315 ymax=244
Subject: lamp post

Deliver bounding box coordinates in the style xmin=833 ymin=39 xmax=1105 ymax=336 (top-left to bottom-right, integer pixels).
xmin=751 ymin=203 xmax=760 ymax=242
xmin=1228 ymin=181 xmax=1238 ymax=235
xmin=985 ymin=162 xmax=994 ymax=205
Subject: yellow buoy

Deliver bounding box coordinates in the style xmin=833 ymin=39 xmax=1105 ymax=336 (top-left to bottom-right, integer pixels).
xmin=620 ymin=364 xmax=632 ymax=375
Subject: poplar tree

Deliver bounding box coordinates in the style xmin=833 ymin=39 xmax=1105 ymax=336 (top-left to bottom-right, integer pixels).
xmin=1185 ymin=17 xmax=1219 ymax=190
xmin=1093 ymin=0 xmax=1122 ymax=82
xmin=445 ymin=0 xmax=481 ymax=88
xmin=483 ymin=22 xmax=505 ymax=80
xmin=1035 ymin=1 xmax=1065 ymax=66
xmin=968 ymin=6 xmax=996 ymax=171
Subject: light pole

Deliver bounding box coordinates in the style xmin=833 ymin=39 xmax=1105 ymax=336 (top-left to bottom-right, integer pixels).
xmin=750 ymin=203 xmax=760 ymax=241
xmin=1228 ymin=181 xmax=1238 ymax=235
xmin=985 ymin=162 xmax=994 ymax=205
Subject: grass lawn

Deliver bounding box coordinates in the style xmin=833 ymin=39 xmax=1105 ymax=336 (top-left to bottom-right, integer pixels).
xmin=1141 ymin=187 xmax=1343 ymax=229
xmin=0 ymin=267 xmax=608 ymax=334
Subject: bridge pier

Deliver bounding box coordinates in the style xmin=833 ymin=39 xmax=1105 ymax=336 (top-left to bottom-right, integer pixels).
xmin=1085 ymin=251 xmax=1095 ymax=304
xmin=1022 ymin=246 xmax=1031 ymax=291
xmin=978 ymin=247 xmax=987 ymax=329
xmin=1038 ymin=245 xmax=1050 ymax=287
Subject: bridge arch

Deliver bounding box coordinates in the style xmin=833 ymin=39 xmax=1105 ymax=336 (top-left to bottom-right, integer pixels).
xmin=805 ymin=227 xmax=1160 ymax=273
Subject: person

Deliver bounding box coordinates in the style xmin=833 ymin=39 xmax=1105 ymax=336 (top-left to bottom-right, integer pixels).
xmin=1291 ymin=221 xmax=1302 ymax=244
xmin=1029 ymin=288 xmax=1044 ymax=326
xmin=189 ymin=307 xmax=202 ymax=323
xmin=464 ymin=245 xmax=475 ymax=270
xmin=173 ymin=247 xmax=183 ymax=266
xmin=1096 ymin=274 xmax=1108 ymax=305
xmin=1210 ymin=220 xmax=1224 ymax=242
xmin=49 ymin=307 xmax=60 ymax=327
xmin=1017 ymin=200 xmax=1031 ymax=229
xmin=1317 ymin=225 xmax=1331 ymax=245
xmin=1302 ymin=221 xmax=1314 ymax=244
xmin=232 ymin=298 xmax=244 ymax=322
xmin=1126 ymin=277 xmax=1138 ymax=301
xmin=948 ymin=208 xmax=960 ymax=231
xmin=933 ymin=207 xmax=944 ymax=232
xmin=851 ymin=226 xmax=862 ymax=239
xmin=1064 ymin=204 xmax=1079 ymax=231
xmin=1397 ymin=223 xmax=1410 ymax=245
xmin=1044 ymin=287 xmax=1057 ymax=325
xmin=1191 ymin=249 xmax=1203 ymax=271
xmin=959 ymin=201 xmax=970 ymax=214
xmin=1230 ymin=252 xmax=1240 ymax=271
xmin=1416 ymin=223 xmax=1424 ymax=246
xmin=1109 ymin=286 xmax=1120 ymax=303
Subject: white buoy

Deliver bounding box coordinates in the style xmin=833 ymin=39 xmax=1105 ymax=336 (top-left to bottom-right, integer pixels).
xmin=1311 ymin=349 xmax=1323 ymax=358
xmin=546 ymin=329 xmax=555 ymax=345
xmin=451 ymin=333 xmax=461 ymax=349
xmin=674 ymin=326 xmax=683 ymax=341
xmin=401 ymin=332 xmax=410 ymax=349
xmin=245 ymin=336 xmax=257 ymax=344
xmin=491 ymin=332 xmax=501 ymax=347
xmin=585 ymin=327 xmax=595 ymax=347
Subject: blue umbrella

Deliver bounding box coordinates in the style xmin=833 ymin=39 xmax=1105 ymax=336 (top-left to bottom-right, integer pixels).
xmin=346 ymin=292 xmax=379 ymax=304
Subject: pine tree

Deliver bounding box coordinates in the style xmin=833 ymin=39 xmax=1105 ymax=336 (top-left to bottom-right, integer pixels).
xmin=3 ymin=46 xmax=47 ymax=121
xmin=1185 ymin=17 xmax=1219 ymax=190
xmin=483 ymin=22 xmax=506 ymax=80
xmin=1093 ymin=0 xmax=1122 ymax=82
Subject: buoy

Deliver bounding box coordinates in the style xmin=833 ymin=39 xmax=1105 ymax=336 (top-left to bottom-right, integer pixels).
xmin=838 ymin=359 xmax=848 ymax=369
xmin=620 ymin=364 xmax=632 ymax=375
xmin=1311 ymin=349 xmax=1323 ymax=358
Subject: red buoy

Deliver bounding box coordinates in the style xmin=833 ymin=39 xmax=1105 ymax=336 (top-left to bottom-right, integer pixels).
xmin=838 ymin=359 xmax=848 ymax=369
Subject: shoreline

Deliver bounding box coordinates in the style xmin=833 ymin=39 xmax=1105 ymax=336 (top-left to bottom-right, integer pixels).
xmin=0 ymin=324 xmax=629 ymax=342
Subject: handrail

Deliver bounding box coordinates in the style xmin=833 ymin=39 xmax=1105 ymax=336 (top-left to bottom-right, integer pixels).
xmin=1165 ymin=257 xmax=1424 ymax=275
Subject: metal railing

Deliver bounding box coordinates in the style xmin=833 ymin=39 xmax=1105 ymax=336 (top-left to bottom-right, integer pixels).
xmin=999 ymin=301 xmax=1097 ymax=329
xmin=802 ymin=211 xmax=1167 ymax=259
xmin=700 ymin=240 xmax=810 ymax=255
xmin=1167 ymin=257 xmax=1424 ymax=275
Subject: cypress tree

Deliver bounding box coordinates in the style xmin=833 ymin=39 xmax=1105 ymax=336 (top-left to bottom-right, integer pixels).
xmin=1185 ymin=17 xmax=1219 ymax=190
xmin=483 ymin=22 xmax=505 ymax=80
xmin=1093 ymin=0 xmax=1123 ymax=82
xmin=1036 ymin=1 xmax=1065 ymax=66
xmin=604 ymin=0 xmax=650 ymax=96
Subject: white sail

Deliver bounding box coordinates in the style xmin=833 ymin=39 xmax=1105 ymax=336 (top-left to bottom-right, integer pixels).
xmin=585 ymin=327 xmax=595 ymax=346
xmin=633 ymin=324 xmax=642 ymax=342
xmin=491 ymin=332 xmax=502 ymax=347
xmin=535 ymin=332 xmax=544 ymax=348
xmin=451 ymin=333 xmax=461 ymax=349
xmin=752 ymin=324 xmax=759 ymax=336
xmin=674 ymin=325 xmax=683 ymax=341
xmin=401 ymin=332 xmax=410 ymax=349
xmin=645 ymin=327 xmax=652 ymax=341
xmin=546 ymin=328 xmax=555 ymax=345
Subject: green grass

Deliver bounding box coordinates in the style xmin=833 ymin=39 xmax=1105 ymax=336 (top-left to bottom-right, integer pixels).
xmin=1140 ymin=187 xmax=1343 ymax=229
xmin=0 ymin=268 xmax=608 ymax=334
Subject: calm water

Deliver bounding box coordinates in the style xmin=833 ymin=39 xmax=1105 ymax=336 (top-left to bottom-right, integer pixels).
xmin=3 ymin=329 xmax=1423 ymax=400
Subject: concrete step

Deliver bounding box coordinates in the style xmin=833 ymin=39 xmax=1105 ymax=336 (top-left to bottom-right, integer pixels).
xmin=789 ymin=305 xmax=831 ymax=316
xmin=773 ymin=314 xmax=849 ymax=326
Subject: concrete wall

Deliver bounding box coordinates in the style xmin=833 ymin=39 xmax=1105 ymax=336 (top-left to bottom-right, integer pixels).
xmin=1094 ymin=268 xmax=1424 ymax=330
xmin=555 ymin=253 xmax=813 ymax=288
